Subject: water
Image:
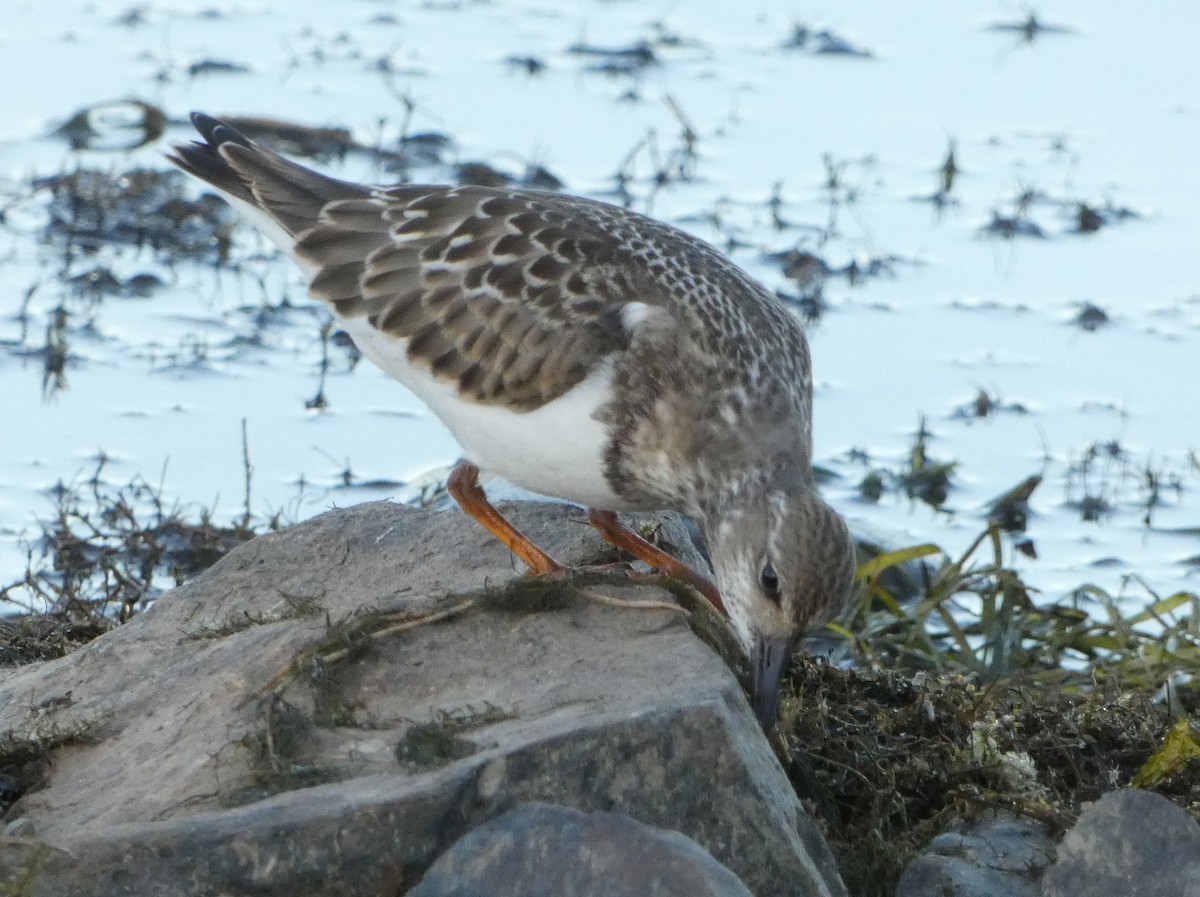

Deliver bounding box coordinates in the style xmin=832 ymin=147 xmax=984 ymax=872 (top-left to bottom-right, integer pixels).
xmin=1 ymin=0 xmax=1197 ymax=612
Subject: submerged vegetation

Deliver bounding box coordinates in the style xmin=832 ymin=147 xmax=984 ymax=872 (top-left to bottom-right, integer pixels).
xmin=0 ymin=454 xmax=264 ymax=624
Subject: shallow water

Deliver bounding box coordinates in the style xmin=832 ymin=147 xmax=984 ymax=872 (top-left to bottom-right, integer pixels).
xmin=1 ymin=0 xmax=1197 ymax=612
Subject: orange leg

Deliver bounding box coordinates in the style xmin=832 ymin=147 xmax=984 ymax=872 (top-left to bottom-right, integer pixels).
xmin=447 ymin=460 xmax=563 ymax=576
xmin=586 ymin=510 xmax=726 ymax=615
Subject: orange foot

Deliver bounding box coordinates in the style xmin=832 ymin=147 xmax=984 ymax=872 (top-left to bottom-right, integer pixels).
xmin=585 ymin=509 xmax=725 ymax=615
xmin=447 ymin=460 xmax=564 ymax=576
xmin=447 ymin=460 xmax=725 ymax=615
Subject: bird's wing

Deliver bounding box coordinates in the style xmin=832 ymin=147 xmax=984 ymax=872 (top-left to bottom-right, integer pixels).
xmin=169 ymin=114 xmax=671 ymax=412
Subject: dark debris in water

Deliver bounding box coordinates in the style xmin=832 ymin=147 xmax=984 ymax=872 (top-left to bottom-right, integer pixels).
xmin=766 ymin=248 xmax=903 ymax=319
xmin=601 ymin=100 xmax=700 ymax=201
xmin=112 ymin=5 xmax=148 ymax=27
xmin=568 ymin=39 xmax=658 ymax=76
xmin=36 ymin=166 xmax=236 ymax=262
xmin=505 ymin=54 xmax=547 ymax=76
xmin=986 ymin=12 xmax=1074 ymax=45
xmin=1075 ymin=202 xmax=1104 ymax=233
xmin=1061 ymin=439 xmax=1188 ymax=528
xmin=980 ymin=182 xmax=1140 ymax=241
xmin=858 ymin=469 xmax=886 ymax=504
xmin=1076 ymin=495 xmax=1111 ymax=522
xmin=781 ymin=23 xmax=874 ymax=58
xmin=67 ymin=267 xmax=122 ymax=298
xmin=901 ymin=418 xmax=956 ymax=511
xmin=987 ymin=475 xmax=1043 ymax=534
xmin=773 ymin=249 xmax=830 ymax=293
xmin=521 ymin=163 xmax=565 ymax=192
xmin=1 ymin=458 xmax=264 ymax=624
xmin=565 ymin=22 xmax=702 ymax=80
xmin=453 ymin=162 xmax=515 ymax=189
xmin=187 ymin=58 xmax=252 ymax=78
xmin=1071 ymin=200 xmax=1139 ymax=234
xmin=981 ymin=211 xmax=1047 ymax=240
xmin=63 ymin=266 xmax=164 ymax=301
xmin=452 ymin=159 xmax=565 ymax=192
xmin=775 ymin=289 xmax=827 ymax=325
xmin=848 ymin=421 xmax=958 ymax=513
xmin=213 ymin=116 xmax=355 ymax=163
xmin=1074 ymin=302 xmax=1110 ymax=331
xmin=51 ymin=100 xmax=167 ymax=152
xmin=936 ymin=139 xmax=959 ymax=197
xmin=398 ymin=131 xmax=455 ymax=167
xmin=911 ymin=141 xmax=962 ymax=211
xmin=950 ymin=388 xmax=1030 ymax=421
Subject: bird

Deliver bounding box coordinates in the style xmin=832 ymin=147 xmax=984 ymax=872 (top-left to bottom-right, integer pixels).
xmin=168 ymin=112 xmax=856 ymax=729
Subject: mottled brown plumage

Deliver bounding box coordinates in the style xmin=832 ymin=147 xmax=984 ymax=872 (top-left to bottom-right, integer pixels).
xmin=168 ymin=112 xmax=855 ymax=729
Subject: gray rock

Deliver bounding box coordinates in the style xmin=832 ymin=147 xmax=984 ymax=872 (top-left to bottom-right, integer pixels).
xmin=0 ymin=501 xmax=844 ymax=897
xmin=1041 ymin=787 xmax=1200 ymax=897
xmin=409 ymin=801 xmax=754 ymax=897
xmin=895 ymin=811 xmax=1055 ymax=897
xmin=2 ymin=818 xmax=34 ymax=838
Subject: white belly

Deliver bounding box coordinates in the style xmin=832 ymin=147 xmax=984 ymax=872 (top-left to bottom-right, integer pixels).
xmin=340 ymin=319 xmax=633 ymax=510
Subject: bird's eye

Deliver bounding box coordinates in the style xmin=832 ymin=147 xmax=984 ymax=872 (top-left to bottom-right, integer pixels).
xmin=760 ymin=562 xmax=781 ymax=603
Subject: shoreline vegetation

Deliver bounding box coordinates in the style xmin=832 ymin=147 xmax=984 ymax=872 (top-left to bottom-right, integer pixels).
xmin=2 ymin=456 xmax=1198 ymax=897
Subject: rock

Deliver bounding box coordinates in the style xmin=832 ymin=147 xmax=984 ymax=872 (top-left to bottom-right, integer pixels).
xmin=1041 ymin=787 xmax=1200 ymax=896
xmin=0 ymin=501 xmax=845 ymax=897
xmin=409 ymin=801 xmax=754 ymax=897
xmin=2 ymin=818 xmax=34 ymax=838
xmin=894 ymin=811 xmax=1054 ymax=897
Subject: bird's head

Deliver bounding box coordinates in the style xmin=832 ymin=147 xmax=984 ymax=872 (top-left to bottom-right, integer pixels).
xmin=703 ymin=482 xmax=855 ymax=729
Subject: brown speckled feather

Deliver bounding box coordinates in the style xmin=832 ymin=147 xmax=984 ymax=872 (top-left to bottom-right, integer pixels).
xmin=168 ymin=114 xmax=810 ymax=425
xmin=169 ymin=114 xmax=811 ymax=472
xmin=172 ymin=116 xmax=628 ymax=411
xmin=293 ymin=188 xmax=640 ymax=410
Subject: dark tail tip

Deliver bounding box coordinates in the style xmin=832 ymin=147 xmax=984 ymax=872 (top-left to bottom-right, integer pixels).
xmin=189 ymin=111 xmax=255 ymax=150
xmin=166 ymin=112 xmax=256 ymax=202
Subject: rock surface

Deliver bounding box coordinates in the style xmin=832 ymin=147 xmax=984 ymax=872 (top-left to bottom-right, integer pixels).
xmin=894 ymin=811 xmax=1054 ymax=897
xmin=409 ymin=802 xmax=755 ymax=897
xmin=0 ymin=500 xmax=846 ymax=897
xmin=1041 ymin=787 xmax=1200 ymax=897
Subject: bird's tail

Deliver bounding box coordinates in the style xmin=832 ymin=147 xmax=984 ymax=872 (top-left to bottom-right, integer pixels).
xmin=166 ymin=112 xmax=370 ymax=239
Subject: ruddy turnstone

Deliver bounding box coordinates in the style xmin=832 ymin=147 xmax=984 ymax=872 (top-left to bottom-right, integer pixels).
xmin=169 ymin=112 xmax=855 ymax=728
